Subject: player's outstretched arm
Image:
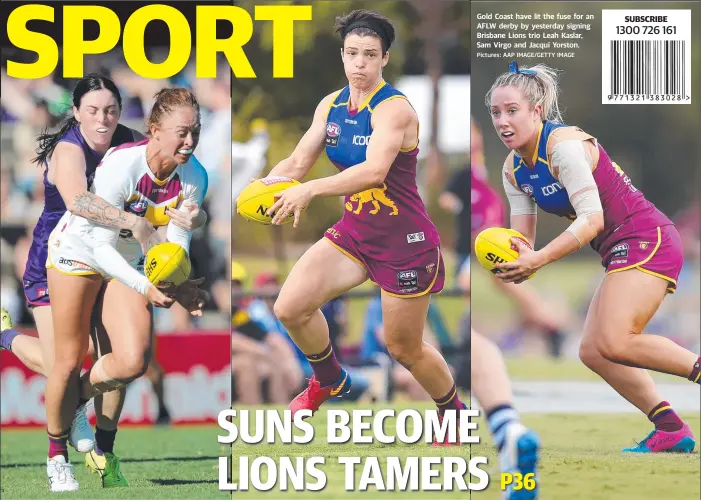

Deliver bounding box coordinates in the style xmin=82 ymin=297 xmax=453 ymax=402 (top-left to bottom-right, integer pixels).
xmin=267 ymin=92 xmax=338 ymax=181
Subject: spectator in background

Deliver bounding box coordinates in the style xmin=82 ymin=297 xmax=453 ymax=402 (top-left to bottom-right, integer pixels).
xmin=439 ymin=166 xmax=471 ymax=274
xmin=231 ymin=263 xmax=291 ymax=404
xmin=247 ymin=271 xmax=370 ymax=402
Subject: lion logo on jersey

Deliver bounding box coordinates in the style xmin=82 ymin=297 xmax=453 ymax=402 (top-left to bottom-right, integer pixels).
xmin=345 ymin=183 xmax=399 ymax=216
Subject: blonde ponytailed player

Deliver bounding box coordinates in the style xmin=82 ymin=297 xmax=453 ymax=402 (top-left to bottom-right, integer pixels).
xmin=487 ymin=61 xmax=699 ymax=456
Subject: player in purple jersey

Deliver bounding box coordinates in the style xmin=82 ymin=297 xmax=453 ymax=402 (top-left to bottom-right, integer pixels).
xmin=486 ymin=61 xmax=699 ymax=454
xmin=0 ymin=76 xmax=206 ymax=492
xmin=258 ymin=10 xmax=466 ymax=438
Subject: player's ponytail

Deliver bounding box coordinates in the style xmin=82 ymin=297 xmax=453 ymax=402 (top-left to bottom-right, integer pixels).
xmin=484 ymin=61 xmax=564 ymax=124
xmin=32 ymin=74 xmax=122 ymax=166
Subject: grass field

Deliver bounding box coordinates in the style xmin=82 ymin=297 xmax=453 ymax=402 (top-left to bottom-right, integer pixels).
xmin=225 ymin=402 xmax=700 ymax=499
xmin=2 ymin=406 xmax=698 ymax=499
xmin=0 ymin=426 xmax=228 ymax=499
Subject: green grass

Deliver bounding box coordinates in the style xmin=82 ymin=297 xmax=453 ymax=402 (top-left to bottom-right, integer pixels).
xmin=226 ymin=403 xmax=700 ymax=499
xmin=474 ymin=412 xmax=701 ymax=500
xmin=0 ymin=426 xmax=228 ymax=499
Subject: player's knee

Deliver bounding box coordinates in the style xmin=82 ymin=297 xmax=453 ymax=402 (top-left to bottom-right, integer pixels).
xmin=386 ymin=340 xmax=422 ymax=369
xmin=53 ymin=347 xmax=87 ymax=374
xmin=119 ymin=350 xmax=151 ymax=380
xmin=273 ymin=296 xmax=311 ymax=329
xmin=578 ymin=336 xmax=600 ymax=368
xmin=595 ymin=335 xmax=630 ymax=364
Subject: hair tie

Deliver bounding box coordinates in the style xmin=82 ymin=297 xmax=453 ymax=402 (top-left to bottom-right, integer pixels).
xmin=509 ymin=60 xmax=537 ymax=76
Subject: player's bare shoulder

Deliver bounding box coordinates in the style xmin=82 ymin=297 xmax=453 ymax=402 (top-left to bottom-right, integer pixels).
xmin=317 ymin=90 xmax=344 ymax=119
xmin=372 ymin=95 xmax=416 ymax=125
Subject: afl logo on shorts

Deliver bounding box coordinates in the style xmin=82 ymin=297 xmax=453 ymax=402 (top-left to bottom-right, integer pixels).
xmin=326 ymin=122 xmax=341 ymax=147
xmin=520 ymin=184 xmax=534 ymax=196
xmin=611 ymin=243 xmax=629 ymax=258
xmin=397 ymin=270 xmax=418 ymax=288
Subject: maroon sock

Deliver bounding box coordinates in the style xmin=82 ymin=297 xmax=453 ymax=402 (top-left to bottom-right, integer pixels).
xmin=48 ymin=430 xmax=69 ymax=460
xmin=433 ymin=383 xmax=465 ymax=417
xmin=95 ymin=427 xmax=117 ymax=455
xmin=648 ymin=401 xmax=684 ymax=432
xmin=688 ymin=357 xmax=700 ymax=385
xmin=306 ymin=342 xmax=342 ymax=387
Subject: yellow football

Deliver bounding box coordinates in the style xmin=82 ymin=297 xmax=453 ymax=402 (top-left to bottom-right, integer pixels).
xmin=236 ymin=176 xmax=300 ymax=225
xmin=145 ymin=242 xmax=191 ymax=287
xmin=474 ymin=227 xmax=535 ymax=279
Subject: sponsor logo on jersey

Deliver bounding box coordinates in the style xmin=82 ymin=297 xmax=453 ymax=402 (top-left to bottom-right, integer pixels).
xmin=129 ymin=198 xmax=148 ymax=215
xmin=639 ymin=241 xmax=650 ymax=250
xmin=529 ymin=174 xmax=539 ymax=179
xmin=345 ymin=183 xmax=398 ymax=216
xmin=352 ymin=135 xmax=371 ymax=146
xmin=344 ymin=118 xmax=358 ymax=125
xmin=407 ymin=232 xmax=425 ymax=244
xmin=541 ymin=182 xmax=564 ymax=196
xmin=325 ymin=122 xmax=341 ymax=147
xmin=426 ymin=263 xmax=436 ymax=274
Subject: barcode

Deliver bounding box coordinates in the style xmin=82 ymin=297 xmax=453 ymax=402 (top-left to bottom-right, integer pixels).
xmin=610 ymin=40 xmax=685 ymax=96
xmin=601 ymin=10 xmax=691 ymax=104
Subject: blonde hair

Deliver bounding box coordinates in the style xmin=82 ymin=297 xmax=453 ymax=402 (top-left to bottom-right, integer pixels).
xmin=485 ymin=63 xmax=564 ymax=123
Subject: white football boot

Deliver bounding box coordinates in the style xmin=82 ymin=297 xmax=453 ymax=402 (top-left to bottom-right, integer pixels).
xmin=47 ymin=455 xmax=80 ymax=492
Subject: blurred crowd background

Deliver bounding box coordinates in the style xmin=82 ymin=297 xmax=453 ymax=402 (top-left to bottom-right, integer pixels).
xmin=1 ymin=49 xmax=232 ymax=332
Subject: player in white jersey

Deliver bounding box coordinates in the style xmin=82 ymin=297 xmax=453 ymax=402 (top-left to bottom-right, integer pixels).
xmin=43 ymin=88 xmax=208 ymax=492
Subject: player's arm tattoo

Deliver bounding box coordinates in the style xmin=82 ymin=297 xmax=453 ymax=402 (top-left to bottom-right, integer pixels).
xmin=71 ymin=192 xmax=138 ymax=230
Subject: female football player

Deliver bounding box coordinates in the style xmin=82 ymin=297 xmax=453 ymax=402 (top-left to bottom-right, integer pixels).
xmin=0 ymin=76 xmax=207 ymax=492
xmin=43 ymin=87 xmax=208 ymax=491
xmin=261 ymin=9 xmax=466 ymax=431
xmin=487 ymin=61 xmax=699 ymax=453
xmin=441 ymin=120 xmax=570 ymax=357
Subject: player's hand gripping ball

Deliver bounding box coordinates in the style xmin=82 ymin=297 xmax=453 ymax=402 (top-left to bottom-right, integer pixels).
xmin=474 ymin=227 xmax=536 ymax=279
xmin=145 ymin=242 xmax=192 ymax=287
xmin=236 ymin=177 xmax=300 ymax=225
